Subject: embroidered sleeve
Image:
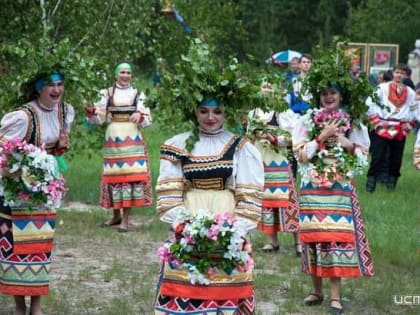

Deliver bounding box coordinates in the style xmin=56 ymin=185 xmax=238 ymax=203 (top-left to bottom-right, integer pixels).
xmin=156 ymin=176 xmax=186 ymax=221
xmin=160 ymin=144 xmax=185 ymax=162
xmin=156 ymin=154 xmax=187 ymax=221
xmin=232 ymin=141 xmax=263 ymax=223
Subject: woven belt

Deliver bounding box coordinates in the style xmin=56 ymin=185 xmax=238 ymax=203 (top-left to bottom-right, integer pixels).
xmin=110 ymin=113 xmax=131 ymax=122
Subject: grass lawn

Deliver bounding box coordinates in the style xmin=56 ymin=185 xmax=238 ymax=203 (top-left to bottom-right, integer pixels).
xmin=1 ymin=124 xmax=419 ymax=314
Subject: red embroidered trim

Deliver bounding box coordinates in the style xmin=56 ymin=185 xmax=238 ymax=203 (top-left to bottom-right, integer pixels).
xmin=388 ymin=83 xmax=407 ymax=107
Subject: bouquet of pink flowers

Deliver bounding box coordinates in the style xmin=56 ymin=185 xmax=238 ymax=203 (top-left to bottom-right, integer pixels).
xmin=310 ymin=108 xmax=351 ymax=139
xmin=0 ymin=138 xmax=67 ymax=209
xmin=299 ymin=109 xmax=368 ymax=188
xmin=158 ymin=210 xmax=254 ymax=285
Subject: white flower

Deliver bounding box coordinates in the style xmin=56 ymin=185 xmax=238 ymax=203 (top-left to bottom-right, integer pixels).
xmin=187 ymin=264 xmax=210 ymax=285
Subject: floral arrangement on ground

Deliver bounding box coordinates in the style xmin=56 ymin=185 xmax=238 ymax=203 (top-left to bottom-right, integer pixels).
xmin=0 ymin=138 xmax=67 ymax=209
xmin=157 ymin=210 xmax=253 ymax=285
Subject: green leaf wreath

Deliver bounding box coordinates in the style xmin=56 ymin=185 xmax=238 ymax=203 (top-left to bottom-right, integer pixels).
xmin=146 ymin=38 xmax=288 ymax=151
xmin=302 ymin=38 xmax=377 ymax=126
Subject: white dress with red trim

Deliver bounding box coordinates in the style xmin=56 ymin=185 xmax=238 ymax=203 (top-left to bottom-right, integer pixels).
xmin=88 ymin=84 xmax=153 ymax=209
xmin=366 ymin=82 xmax=416 ymax=140
xmin=292 ymin=113 xmax=375 ymax=278
xmin=0 ymin=100 xmax=74 ymax=296
xmin=154 ymin=128 xmax=263 ymax=315
xmin=248 ymin=109 xmax=300 ymax=235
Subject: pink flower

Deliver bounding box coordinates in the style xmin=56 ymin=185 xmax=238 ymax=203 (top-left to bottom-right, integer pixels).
xmin=18 ymin=191 xmax=32 ymax=201
xmin=207 ymin=224 xmax=220 ymax=241
xmin=169 ymin=258 xmax=182 ymax=268
xmin=214 ymin=212 xmax=234 ymax=226
xmin=243 ymin=242 xmax=252 ymax=253
xmin=157 ymin=245 xmax=171 ymax=261
xmin=184 ymin=234 xmax=196 ymax=244
xmin=245 ymin=256 xmax=255 ymax=271
xmin=206 ymin=267 xmax=216 ymax=279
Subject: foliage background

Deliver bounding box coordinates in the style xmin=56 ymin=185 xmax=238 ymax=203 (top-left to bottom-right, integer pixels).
xmin=1 ymin=0 xmax=420 ymax=153
xmin=0 ymin=2 xmax=419 ymax=313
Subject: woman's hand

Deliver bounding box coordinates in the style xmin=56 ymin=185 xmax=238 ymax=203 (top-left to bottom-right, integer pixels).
xmin=129 ymin=112 xmax=144 ymax=124
xmin=336 ymin=133 xmax=354 ymax=151
xmin=58 ymin=130 xmax=69 ymax=149
xmin=318 ymin=119 xmax=340 ymax=142
xmin=259 ymin=133 xmax=277 ymax=145
xmin=84 ymin=105 xmax=96 ymax=118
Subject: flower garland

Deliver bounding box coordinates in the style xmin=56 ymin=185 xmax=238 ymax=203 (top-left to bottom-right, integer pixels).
xmin=299 ymin=108 xmax=368 ymax=188
xmin=157 ymin=210 xmax=254 ymax=285
xmin=0 ymin=138 xmax=67 ymax=209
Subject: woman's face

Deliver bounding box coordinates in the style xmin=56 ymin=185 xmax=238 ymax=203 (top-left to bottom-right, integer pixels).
xmin=195 ymin=105 xmax=224 ymax=132
xmin=320 ymin=89 xmax=341 ymax=112
xmin=38 ymin=81 xmax=65 ymax=108
xmin=116 ymin=69 xmax=132 ymax=86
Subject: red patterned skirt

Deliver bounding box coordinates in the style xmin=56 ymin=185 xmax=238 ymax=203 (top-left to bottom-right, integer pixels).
xmin=0 ymin=202 xmax=52 ymax=296
xmin=300 ymin=184 xmax=374 ymax=278
xmin=99 ymin=122 xmax=152 ymax=209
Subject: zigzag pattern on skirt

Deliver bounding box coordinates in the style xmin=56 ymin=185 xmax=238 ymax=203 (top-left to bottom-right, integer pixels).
xmin=154 ymin=295 xmax=255 ymax=315
xmin=259 ymin=165 xmax=299 ymax=234
xmin=300 ymin=185 xmax=374 ymax=278
xmin=0 ymin=215 xmax=51 ymax=296
xmin=351 ymin=186 xmax=374 ymax=277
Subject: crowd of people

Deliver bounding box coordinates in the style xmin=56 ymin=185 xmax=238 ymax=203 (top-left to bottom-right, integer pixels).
xmin=0 ymin=49 xmax=419 ymax=315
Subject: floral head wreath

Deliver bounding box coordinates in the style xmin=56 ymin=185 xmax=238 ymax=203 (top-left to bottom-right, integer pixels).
xmin=302 ymin=40 xmax=376 ymax=126
xmin=147 ymin=38 xmax=288 ymax=150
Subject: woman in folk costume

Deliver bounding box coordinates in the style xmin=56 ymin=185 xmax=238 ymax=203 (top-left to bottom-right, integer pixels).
xmin=247 ymin=107 xmax=301 ymax=255
xmin=292 ymin=83 xmax=374 ymax=314
xmin=0 ymin=71 xmax=74 ymax=315
xmin=154 ymin=97 xmax=263 ymax=314
xmin=85 ymin=62 xmax=152 ymax=232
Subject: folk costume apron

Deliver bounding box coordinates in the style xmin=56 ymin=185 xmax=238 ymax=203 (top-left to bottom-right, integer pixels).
xmin=155 ymin=134 xmax=255 ymax=315
xmin=0 ymin=101 xmax=67 ymax=296
xmin=99 ymin=86 xmax=152 ymax=209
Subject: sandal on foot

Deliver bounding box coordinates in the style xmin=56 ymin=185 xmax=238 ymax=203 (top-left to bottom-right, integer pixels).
xmin=295 ymin=243 xmax=302 ymax=257
xmin=117 ymin=227 xmax=128 ymax=233
xmin=100 ymin=218 xmax=121 ymax=228
xmin=261 ymin=243 xmax=280 ymax=252
xmin=330 ymin=299 xmax=343 ymax=314
xmin=303 ymin=293 xmax=324 ymax=306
